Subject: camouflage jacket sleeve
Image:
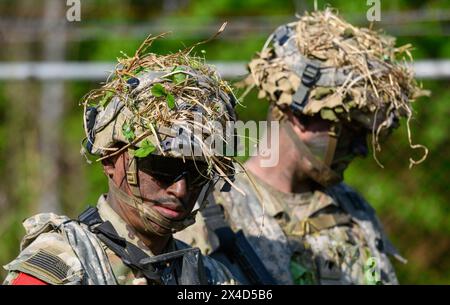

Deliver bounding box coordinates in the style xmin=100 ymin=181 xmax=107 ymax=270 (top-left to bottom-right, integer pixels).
xmin=3 ymin=231 xmax=84 ymax=285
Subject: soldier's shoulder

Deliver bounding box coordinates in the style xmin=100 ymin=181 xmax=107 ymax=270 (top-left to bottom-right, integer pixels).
xmin=325 ymin=182 xmax=376 ymax=216
xmin=3 ymin=213 xmax=83 ymax=285
xmin=213 ymin=173 xmax=265 ymax=211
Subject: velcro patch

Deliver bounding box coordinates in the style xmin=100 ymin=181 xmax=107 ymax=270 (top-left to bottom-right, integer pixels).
xmin=18 ymin=249 xmax=72 ymax=284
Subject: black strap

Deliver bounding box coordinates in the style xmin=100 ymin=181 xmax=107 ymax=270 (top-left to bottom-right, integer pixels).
xmin=201 ymin=202 xmax=278 ymax=285
xmin=140 ymin=247 xmax=208 ymax=285
xmin=84 ymin=107 xmax=98 ymax=154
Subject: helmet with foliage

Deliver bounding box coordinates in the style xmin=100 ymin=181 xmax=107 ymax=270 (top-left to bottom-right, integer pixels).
xmin=81 ymin=33 xmax=238 ymax=235
xmin=246 ymin=8 xmax=428 ymax=171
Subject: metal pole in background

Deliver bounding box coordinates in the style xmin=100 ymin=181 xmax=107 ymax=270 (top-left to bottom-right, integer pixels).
xmin=38 ymin=0 xmax=66 ymax=213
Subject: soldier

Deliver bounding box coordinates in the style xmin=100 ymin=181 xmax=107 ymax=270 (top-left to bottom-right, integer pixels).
xmin=3 ymin=35 xmax=240 ymax=285
xmin=175 ymin=9 xmax=428 ymax=284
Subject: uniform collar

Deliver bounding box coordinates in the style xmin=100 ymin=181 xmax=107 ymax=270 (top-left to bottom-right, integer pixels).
xmin=243 ymin=172 xmax=315 ymax=217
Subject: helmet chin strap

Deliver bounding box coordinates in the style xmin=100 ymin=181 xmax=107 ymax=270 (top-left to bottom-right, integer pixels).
xmin=281 ymin=118 xmax=342 ymax=187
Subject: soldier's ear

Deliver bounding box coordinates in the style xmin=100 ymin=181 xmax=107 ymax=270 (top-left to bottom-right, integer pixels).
xmin=101 ymin=144 xmax=126 ymax=178
xmin=101 ymin=157 xmax=116 ymax=178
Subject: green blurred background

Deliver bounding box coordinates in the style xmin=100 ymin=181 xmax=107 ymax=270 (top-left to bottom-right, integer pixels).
xmin=0 ymin=0 xmax=448 ymax=284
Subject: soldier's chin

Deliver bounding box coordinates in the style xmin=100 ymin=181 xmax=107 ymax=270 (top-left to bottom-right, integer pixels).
xmin=145 ymin=219 xmax=172 ymax=236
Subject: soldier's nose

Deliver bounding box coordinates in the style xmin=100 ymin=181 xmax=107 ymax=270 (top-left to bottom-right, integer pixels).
xmin=166 ymin=176 xmax=189 ymax=201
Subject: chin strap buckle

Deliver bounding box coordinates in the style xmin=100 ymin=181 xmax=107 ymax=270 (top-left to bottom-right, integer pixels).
xmin=126 ymin=151 xmax=138 ymax=186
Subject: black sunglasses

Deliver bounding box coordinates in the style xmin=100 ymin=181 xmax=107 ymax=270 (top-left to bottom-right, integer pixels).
xmin=136 ymin=155 xmax=212 ymax=190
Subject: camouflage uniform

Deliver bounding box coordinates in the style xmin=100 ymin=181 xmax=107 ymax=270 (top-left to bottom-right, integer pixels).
xmin=176 ymin=172 xmax=403 ymax=285
xmin=3 ymin=195 xmax=236 ymax=285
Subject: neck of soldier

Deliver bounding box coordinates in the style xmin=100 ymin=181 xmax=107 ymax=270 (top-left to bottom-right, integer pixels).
xmin=245 ymin=124 xmax=315 ymax=194
xmin=106 ymin=191 xmax=171 ymax=255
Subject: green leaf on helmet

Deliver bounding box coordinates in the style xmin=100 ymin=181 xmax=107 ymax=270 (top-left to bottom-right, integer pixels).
xmin=342 ymin=27 xmax=354 ymax=39
xmin=122 ymin=122 xmax=135 ymax=141
xmin=100 ymin=91 xmax=114 ymax=107
xmin=134 ymin=139 xmax=156 ymax=158
xmin=151 ymin=83 xmax=167 ymax=97
xmin=172 ymin=66 xmax=187 ymax=84
xmin=334 ymin=106 xmax=344 ymax=113
xmin=133 ymin=66 xmax=146 ymax=75
xmin=173 ymin=73 xmax=186 ymax=85
xmin=346 ymin=100 xmax=357 ymax=108
xmin=166 ymin=93 xmax=176 ymax=109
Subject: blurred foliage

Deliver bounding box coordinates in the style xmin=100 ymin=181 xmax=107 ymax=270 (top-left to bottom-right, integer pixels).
xmin=0 ymin=0 xmax=449 ymax=284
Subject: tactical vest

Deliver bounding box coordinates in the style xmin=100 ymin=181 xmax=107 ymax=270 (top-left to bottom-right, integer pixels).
xmin=176 ymin=174 xmax=403 ymax=285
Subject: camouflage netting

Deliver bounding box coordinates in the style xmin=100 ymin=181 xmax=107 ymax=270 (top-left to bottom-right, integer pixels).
xmin=81 ymin=31 xmax=238 ymax=182
xmin=246 ymin=9 xmax=429 ymax=167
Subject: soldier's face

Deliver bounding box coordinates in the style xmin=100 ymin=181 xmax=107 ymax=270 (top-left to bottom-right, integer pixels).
xmin=294 ymin=116 xmax=368 ymax=179
xmin=107 ymin=151 xmax=209 ymax=236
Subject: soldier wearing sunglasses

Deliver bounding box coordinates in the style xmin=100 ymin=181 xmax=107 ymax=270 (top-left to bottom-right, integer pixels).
xmin=3 ymin=40 xmax=239 ymax=285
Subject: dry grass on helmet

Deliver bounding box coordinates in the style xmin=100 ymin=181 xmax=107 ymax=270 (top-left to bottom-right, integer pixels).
xmin=247 ymin=8 xmax=429 ymax=168
xmin=80 ymin=27 xmax=241 ymax=188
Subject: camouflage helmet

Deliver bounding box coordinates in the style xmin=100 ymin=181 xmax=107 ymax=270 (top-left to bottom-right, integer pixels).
xmin=82 ymin=34 xmax=237 ymax=180
xmin=247 ymin=9 xmax=428 ymax=167
xmin=80 ymin=34 xmax=238 ymax=235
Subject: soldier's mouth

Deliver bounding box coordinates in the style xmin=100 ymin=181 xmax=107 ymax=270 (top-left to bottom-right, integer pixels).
xmin=152 ymin=204 xmax=185 ymax=219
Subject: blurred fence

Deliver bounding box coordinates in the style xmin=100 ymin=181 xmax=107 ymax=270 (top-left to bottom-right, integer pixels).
xmin=0 ymin=60 xmax=449 ymax=80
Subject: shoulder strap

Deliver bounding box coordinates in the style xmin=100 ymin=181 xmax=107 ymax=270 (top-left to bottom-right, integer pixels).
xmin=287 ymin=213 xmax=352 ymax=236
xmin=78 ymin=206 xmax=161 ymax=282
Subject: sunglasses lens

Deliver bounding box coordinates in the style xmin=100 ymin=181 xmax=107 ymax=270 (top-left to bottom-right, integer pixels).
xmin=137 ymin=155 xmax=210 ymax=189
